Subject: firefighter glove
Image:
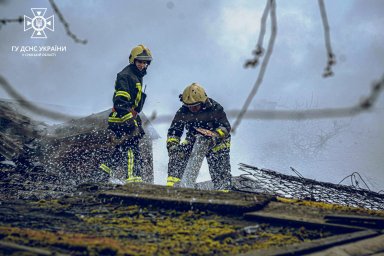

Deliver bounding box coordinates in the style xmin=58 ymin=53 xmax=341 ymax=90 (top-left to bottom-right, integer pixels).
xmin=167 ymin=137 xmax=180 ymax=154
xmin=210 ymin=136 xmax=221 ymax=147
xmin=216 ymin=127 xmax=228 ymax=139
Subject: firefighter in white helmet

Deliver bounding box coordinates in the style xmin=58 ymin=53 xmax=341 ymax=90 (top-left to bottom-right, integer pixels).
xmin=166 ymin=83 xmax=232 ymax=191
xmin=99 ymin=44 xmax=152 ymax=183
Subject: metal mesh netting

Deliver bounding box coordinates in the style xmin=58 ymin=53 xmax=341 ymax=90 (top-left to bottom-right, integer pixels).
xmin=234 ymin=163 xmax=384 ymax=211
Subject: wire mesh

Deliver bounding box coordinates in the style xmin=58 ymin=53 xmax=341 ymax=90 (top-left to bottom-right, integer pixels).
xmin=234 ymin=163 xmax=384 ymax=211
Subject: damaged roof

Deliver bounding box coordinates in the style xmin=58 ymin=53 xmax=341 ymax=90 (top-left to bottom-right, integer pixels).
xmin=1 ymin=99 xmax=384 ymax=255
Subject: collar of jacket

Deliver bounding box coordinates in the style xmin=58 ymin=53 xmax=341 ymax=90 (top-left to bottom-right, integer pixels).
xmin=202 ymin=98 xmax=212 ymax=110
xmin=129 ymin=63 xmax=147 ymax=78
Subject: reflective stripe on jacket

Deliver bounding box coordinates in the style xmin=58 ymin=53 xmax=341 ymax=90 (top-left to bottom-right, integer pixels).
xmin=108 ymin=64 xmax=147 ymax=124
xmin=167 ymin=98 xmax=231 ymax=144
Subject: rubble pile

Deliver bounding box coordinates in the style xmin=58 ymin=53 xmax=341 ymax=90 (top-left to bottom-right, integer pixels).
xmin=0 ymin=100 xmax=156 ymax=200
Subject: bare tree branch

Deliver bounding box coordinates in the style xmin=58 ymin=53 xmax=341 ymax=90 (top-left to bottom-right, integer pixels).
xmin=244 ymin=0 xmax=270 ymax=68
xmin=0 ymin=75 xmax=81 ymax=121
xmin=1 ymin=73 xmax=381 ymax=126
xmin=232 ymin=0 xmax=277 ymax=133
xmin=48 ymin=0 xmax=87 ymax=44
xmin=145 ymin=75 xmax=384 ymax=125
xmin=318 ymin=0 xmax=336 ymax=77
xmin=291 ymin=120 xmax=349 ymax=155
xmin=0 ymin=17 xmax=23 ymax=29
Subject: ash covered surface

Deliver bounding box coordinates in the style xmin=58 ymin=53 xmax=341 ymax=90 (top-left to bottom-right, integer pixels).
xmin=0 ymin=183 xmax=336 ymax=255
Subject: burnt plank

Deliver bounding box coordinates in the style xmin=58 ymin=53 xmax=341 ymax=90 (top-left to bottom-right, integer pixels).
xmin=99 ymin=183 xmax=273 ymax=214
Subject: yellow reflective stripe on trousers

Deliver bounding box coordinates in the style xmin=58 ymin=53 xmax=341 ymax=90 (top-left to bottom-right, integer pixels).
xmin=99 ymin=163 xmax=111 ymax=175
xmin=134 ymin=83 xmax=142 ymax=108
xmin=127 ymin=149 xmax=134 ymax=179
xmin=115 ymin=90 xmax=131 ymax=100
xmin=212 ymin=141 xmax=230 ymax=152
xmin=167 ymin=176 xmax=180 ymax=183
xmin=126 ymin=176 xmax=143 ymax=183
xmin=166 ymin=176 xmax=181 ymax=187
xmin=166 ymin=137 xmax=180 ymax=144
xmin=108 ymin=112 xmax=133 ymax=123
xmin=126 ymin=148 xmax=142 ymax=183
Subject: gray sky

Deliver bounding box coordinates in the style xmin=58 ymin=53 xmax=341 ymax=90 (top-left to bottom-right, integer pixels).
xmin=1 ymin=0 xmax=383 ymax=191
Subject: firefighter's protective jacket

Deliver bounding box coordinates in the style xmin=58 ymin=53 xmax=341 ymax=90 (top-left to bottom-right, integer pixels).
xmin=108 ymin=64 xmax=147 ymax=134
xmin=167 ymin=98 xmax=231 ymax=144
xmin=166 ymin=98 xmax=232 ymax=190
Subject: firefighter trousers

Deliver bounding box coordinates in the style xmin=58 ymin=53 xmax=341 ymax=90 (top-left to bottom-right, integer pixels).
xmin=168 ymin=141 xmax=232 ymax=190
xmin=100 ymin=139 xmax=143 ymax=182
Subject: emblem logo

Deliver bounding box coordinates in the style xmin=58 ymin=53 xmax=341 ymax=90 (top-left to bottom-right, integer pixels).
xmin=24 ymin=8 xmax=54 ymax=39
